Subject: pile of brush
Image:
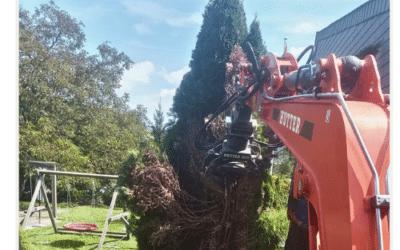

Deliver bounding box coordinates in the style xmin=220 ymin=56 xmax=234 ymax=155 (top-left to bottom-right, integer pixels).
xmin=124 ymin=148 xmax=265 ymax=250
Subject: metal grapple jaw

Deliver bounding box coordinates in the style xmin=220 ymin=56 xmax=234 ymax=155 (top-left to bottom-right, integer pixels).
xmin=202 ymin=105 xmax=263 ymax=193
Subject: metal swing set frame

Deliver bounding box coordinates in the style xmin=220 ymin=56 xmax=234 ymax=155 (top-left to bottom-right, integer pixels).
xmin=21 ymin=161 xmax=131 ymax=250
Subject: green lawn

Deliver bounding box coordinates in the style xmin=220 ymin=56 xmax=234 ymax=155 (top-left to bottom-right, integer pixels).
xmin=21 ymin=202 xmax=289 ymax=250
xmin=21 ymin=204 xmax=138 ymax=250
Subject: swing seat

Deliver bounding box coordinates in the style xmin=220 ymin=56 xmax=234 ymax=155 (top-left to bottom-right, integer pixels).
xmin=63 ymin=222 xmax=98 ymax=231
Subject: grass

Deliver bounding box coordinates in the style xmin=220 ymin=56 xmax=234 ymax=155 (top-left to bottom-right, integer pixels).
xmin=21 ymin=202 xmax=290 ymax=250
xmin=21 ymin=204 xmax=138 ymax=250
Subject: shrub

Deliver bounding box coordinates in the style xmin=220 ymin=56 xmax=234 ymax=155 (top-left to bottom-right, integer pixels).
xmin=261 ymin=175 xmax=291 ymax=211
xmin=256 ymin=207 xmax=290 ymax=249
xmin=248 ymin=217 xmax=281 ymax=250
xmin=246 ymin=175 xmax=291 ymax=249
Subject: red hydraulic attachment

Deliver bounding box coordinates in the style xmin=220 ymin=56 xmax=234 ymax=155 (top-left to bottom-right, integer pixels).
xmin=239 ymin=51 xmax=390 ymax=249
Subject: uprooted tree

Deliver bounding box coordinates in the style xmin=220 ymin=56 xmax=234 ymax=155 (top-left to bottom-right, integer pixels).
xmin=167 ymin=0 xmax=249 ymax=201
xmin=119 ymin=148 xmax=282 ymax=250
xmin=118 ymin=46 xmax=286 ymax=250
xmin=116 ymin=0 xmax=288 ymax=249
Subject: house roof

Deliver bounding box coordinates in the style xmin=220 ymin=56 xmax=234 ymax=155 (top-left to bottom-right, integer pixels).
xmin=314 ymin=0 xmax=390 ymax=93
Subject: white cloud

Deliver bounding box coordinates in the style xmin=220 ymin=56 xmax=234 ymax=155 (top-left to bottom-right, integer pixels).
xmin=160 ymin=88 xmax=176 ymax=98
xmin=131 ymin=88 xmax=176 ymax=123
xmin=160 ymin=65 xmax=190 ymax=85
xmin=119 ymin=61 xmax=155 ymax=91
xmin=190 ymin=13 xmax=203 ymax=24
xmin=289 ymin=47 xmax=307 ymax=58
xmin=283 ymin=22 xmax=322 ymax=34
xmin=127 ymin=39 xmax=172 ymax=51
xmin=122 ymin=0 xmax=166 ymax=20
xmin=166 ymin=13 xmax=203 ymax=27
xmin=272 ymin=51 xmax=281 ymax=56
xmin=258 ymin=12 xmax=331 ymax=34
xmin=133 ymin=23 xmax=153 ymax=35
xmin=122 ymin=0 xmax=202 ymax=27
xmin=289 ymin=46 xmax=316 ymax=65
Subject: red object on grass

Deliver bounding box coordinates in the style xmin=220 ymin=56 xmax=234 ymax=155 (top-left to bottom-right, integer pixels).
xmin=63 ymin=223 xmax=98 ymax=231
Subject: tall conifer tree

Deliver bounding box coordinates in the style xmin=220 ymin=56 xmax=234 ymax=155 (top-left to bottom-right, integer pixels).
xmin=246 ymin=14 xmax=267 ymax=61
xmin=172 ymin=0 xmax=248 ymax=120
xmin=151 ymin=100 xmax=166 ymax=147
xmin=168 ymin=0 xmax=249 ymax=199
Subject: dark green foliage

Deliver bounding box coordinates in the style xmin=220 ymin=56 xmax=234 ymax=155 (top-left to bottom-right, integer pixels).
xmin=98 ymin=183 xmax=117 ymax=206
xmin=168 ymin=0 xmax=249 ymax=200
xmin=117 ymin=150 xmax=169 ymax=241
xmin=246 ymin=14 xmax=267 ymax=61
xmin=172 ymin=71 xmax=212 ymax=120
xmin=270 ymin=147 xmax=296 ymax=178
xmin=250 ymin=207 xmax=290 ymax=249
xmin=248 ymin=217 xmax=282 ymax=250
xmin=163 ymin=119 xmax=187 ymax=164
xmin=245 ymin=176 xmax=291 ymax=249
xmin=261 ymin=175 xmax=291 ymax=210
xmin=163 ymin=118 xmax=206 ymax=199
xmin=172 ymin=0 xmax=248 ymax=120
xmin=134 ymin=212 xmax=174 ymax=250
xmin=150 ymin=100 xmax=166 ymax=151
xmin=117 ymin=153 xmax=137 ymax=211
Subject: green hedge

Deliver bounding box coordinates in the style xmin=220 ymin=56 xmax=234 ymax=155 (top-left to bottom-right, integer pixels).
xmin=248 ymin=175 xmax=291 ymax=249
xmin=261 ymin=175 xmax=291 ymax=211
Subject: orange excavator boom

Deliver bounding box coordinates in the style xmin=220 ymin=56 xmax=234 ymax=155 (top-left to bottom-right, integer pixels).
xmin=195 ymin=42 xmax=390 ymax=249
xmin=240 ymin=45 xmax=390 ymax=250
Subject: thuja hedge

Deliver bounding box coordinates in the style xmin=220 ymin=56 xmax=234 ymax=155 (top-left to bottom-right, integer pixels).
xmin=262 ymin=175 xmax=291 ymax=210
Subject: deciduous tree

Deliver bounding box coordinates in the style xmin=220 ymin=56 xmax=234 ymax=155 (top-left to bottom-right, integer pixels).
xmin=18 ymin=1 xmax=148 ymax=199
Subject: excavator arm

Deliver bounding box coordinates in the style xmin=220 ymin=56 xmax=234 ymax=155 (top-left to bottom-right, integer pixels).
xmin=196 ymin=43 xmax=390 ymax=249
xmin=247 ymin=44 xmax=390 ymax=250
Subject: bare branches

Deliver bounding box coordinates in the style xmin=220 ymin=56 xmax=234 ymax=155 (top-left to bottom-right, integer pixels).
xmin=127 ymin=148 xmax=264 ymax=250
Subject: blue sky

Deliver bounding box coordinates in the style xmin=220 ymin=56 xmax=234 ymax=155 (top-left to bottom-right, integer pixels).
xmin=19 ymin=0 xmax=370 ymax=123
